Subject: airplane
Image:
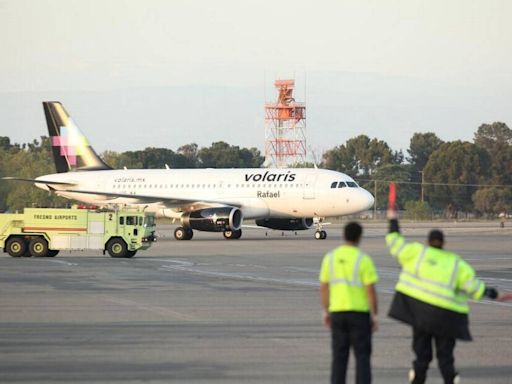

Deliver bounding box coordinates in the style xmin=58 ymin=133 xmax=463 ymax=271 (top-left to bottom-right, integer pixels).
xmin=4 ymin=101 xmax=375 ymax=240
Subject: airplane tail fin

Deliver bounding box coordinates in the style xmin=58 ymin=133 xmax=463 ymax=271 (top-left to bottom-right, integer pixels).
xmin=43 ymin=101 xmax=112 ymax=173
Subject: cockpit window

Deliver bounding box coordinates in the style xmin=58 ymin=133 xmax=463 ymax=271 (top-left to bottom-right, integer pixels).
xmin=346 ymin=181 xmax=358 ymax=188
xmin=338 ymin=182 xmax=347 ymax=188
xmin=331 ymin=181 xmax=338 ymax=188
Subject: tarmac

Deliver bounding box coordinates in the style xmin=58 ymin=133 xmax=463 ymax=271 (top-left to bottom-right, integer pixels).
xmin=0 ymin=222 xmax=511 ymax=383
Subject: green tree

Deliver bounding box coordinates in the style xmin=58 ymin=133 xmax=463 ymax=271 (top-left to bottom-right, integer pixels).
xmin=102 ymin=148 xmax=196 ymax=169
xmin=0 ymin=136 xmax=12 ymax=151
xmin=472 ymin=187 xmax=512 ymax=216
xmin=289 ymin=161 xmax=318 ymax=168
xmin=198 ymin=142 xmax=264 ymax=168
xmin=474 ymin=122 xmax=512 ymax=150
xmin=424 ymin=141 xmax=491 ymax=213
xmin=404 ymin=200 xmax=433 ymax=220
xmin=177 ymin=143 xmax=199 ymax=166
xmin=407 ymin=132 xmax=444 ymax=173
xmin=369 ymin=164 xmax=416 ymax=210
xmin=1 ymin=137 xmax=67 ymax=211
xmin=474 ymin=122 xmax=512 ymax=184
xmin=323 ymin=135 xmax=395 ymax=177
xmin=101 ymin=150 xmax=123 ymax=169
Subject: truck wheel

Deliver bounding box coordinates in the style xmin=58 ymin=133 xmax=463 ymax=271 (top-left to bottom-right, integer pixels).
xmin=125 ymin=250 xmax=137 ymax=258
xmin=47 ymin=250 xmax=59 ymax=257
xmin=29 ymin=237 xmax=49 ymax=257
xmin=6 ymin=237 xmax=27 ymax=257
xmin=107 ymin=238 xmax=128 ymax=258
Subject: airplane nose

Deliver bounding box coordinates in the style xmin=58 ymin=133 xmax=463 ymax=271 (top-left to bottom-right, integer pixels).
xmin=356 ymin=189 xmax=374 ymax=212
xmin=366 ymin=190 xmax=375 ymax=209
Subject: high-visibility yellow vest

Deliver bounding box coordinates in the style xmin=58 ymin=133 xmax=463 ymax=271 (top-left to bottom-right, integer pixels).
xmin=386 ymin=232 xmax=485 ymax=314
xmin=319 ymin=245 xmax=378 ymax=312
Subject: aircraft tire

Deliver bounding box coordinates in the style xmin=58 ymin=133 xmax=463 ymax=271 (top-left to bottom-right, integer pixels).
xmin=6 ymin=237 xmax=27 ymax=257
xmin=107 ymin=238 xmax=128 ymax=258
xmin=175 ymin=227 xmax=193 ymax=240
xmin=29 ymin=237 xmax=49 ymax=257
xmin=315 ymin=230 xmax=327 ymax=240
xmin=223 ymin=229 xmax=242 ymax=240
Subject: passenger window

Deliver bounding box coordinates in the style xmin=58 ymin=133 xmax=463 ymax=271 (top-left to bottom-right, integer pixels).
xmin=138 ymin=217 xmax=143 ymax=226
xmin=331 ymin=181 xmax=337 ymax=188
xmin=338 ymin=182 xmax=347 ymax=188
xmin=119 ymin=217 xmax=124 ymax=225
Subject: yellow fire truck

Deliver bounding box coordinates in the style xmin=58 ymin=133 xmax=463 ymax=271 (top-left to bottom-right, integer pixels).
xmin=0 ymin=207 xmax=156 ymax=258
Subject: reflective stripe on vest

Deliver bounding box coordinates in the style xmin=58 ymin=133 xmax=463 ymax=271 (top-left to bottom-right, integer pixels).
xmin=388 ymin=234 xmax=406 ymax=258
xmin=396 ymin=246 xmax=469 ymax=312
xmin=463 ymin=278 xmax=484 ymax=298
xmin=329 ymin=250 xmax=364 ymax=287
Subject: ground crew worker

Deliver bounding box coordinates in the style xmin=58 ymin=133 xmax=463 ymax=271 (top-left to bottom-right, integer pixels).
xmin=385 ymin=213 xmax=504 ymax=384
xmin=319 ymin=222 xmax=379 ymax=384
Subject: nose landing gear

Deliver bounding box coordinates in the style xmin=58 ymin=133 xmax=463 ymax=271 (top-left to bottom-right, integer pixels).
xmin=313 ymin=217 xmax=327 ymax=240
xmin=315 ymin=230 xmax=327 ymax=240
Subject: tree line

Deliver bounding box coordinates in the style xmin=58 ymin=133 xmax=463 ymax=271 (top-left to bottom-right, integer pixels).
xmin=322 ymin=122 xmax=512 ymax=218
xmin=0 ymin=122 xmax=511 ymax=217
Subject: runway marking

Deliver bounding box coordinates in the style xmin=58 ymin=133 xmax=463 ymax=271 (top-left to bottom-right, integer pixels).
xmin=45 ymin=259 xmax=78 ymax=266
xmin=144 ymin=257 xmax=512 ymax=308
xmin=143 ymin=258 xmax=194 ymax=266
xmin=102 ymin=296 xmax=197 ymax=321
xmin=159 ymin=264 xmax=317 ymax=287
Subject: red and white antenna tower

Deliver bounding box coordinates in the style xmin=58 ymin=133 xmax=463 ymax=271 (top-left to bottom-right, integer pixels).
xmin=264 ymin=79 xmax=306 ymax=168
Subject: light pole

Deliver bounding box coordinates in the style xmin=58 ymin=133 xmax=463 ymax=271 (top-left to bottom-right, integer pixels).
xmin=419 ymin=171 xmax=425 ymax=202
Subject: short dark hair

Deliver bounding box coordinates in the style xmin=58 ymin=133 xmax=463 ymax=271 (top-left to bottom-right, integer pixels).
xmin=344 ymin=222 xmax=363 ymax=242
xmin=428 ymin=229 xmax=444 ymax=243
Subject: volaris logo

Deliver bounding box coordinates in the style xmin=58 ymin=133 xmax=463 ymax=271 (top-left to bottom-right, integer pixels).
xmin=244 ymin=171 xmax=296 ymax=182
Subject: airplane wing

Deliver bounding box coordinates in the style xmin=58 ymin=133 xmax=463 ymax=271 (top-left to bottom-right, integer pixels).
xmin=2 ymin=177 xmax=77 ymax=186
xmin=59 ymin=188 xmax=242 ymax=209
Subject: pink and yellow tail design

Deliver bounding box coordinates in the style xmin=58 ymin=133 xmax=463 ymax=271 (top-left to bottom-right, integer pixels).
xmin=43 ymin=102 xmax=111 ymax=173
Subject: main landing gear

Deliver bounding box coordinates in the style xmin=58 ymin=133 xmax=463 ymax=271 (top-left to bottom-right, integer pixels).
xmin=223 ymin=229 xmax=242 ymax=240
xmin=174 ymin=226 xmax=193 ymax=240
xmin=314 ymin=217 xmax=327 ymax=240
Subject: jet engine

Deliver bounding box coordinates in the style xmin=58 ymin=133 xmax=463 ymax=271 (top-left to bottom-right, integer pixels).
xmin=255 ymin=218 xmax=314 ymax=231
xmin=181 ymin=207 xmax=243 ymax=232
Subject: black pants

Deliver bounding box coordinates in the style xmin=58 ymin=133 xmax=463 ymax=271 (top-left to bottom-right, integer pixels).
xmin=330 ymin=311 xmax=372 ymax=384
xmin=411 ymin=328 xmax=457 ymax=384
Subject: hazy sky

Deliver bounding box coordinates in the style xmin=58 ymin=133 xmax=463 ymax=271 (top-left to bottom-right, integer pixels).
xmin=1 ymin=0 xmax=511 ymax=160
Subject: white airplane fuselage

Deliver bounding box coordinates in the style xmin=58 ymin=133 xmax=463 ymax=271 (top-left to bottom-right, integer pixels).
xmin=36 ymin=168 xmax=374 ymax=220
